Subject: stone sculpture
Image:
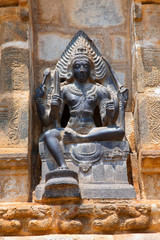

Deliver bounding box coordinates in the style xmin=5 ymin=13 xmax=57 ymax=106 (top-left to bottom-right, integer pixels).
xmin=34 ymin=30 xmax=135 ymax=200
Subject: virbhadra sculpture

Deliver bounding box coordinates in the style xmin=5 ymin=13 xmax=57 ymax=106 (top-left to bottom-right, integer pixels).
xmin=35 ymin=31 xmax=135 ymax=200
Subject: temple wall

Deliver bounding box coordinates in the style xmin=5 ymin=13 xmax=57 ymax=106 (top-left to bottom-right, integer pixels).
xmin=132 ymin=0 xmax=160 ymax=200
xmin=0 ymin=0 xmax=31 ymax=202
xmin=0 ymin=0 xmax=160 ymax=238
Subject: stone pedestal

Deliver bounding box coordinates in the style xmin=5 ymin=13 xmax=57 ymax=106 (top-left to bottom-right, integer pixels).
xmin=35 ymin=140 xmax=136 ymax=200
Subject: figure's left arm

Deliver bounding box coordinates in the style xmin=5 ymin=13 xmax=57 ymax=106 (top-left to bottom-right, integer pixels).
xmin=99 ymin=86 xmax=119 ymax=126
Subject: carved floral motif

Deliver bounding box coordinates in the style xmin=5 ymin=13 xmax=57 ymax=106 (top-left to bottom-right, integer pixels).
xmin=148 ymin=99 xmax=160 ymax=142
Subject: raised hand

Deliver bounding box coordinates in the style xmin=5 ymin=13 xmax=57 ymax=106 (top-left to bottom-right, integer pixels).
xmin=106 ymin=100 xmax=115 ymax=112
xmin=34 ymin=68 xmax=51 ymax=100
xmin=51 ymin=95 xmax=62 ymax=108
xmin=105 ymin=98 xmax=119 ymax=124
xmin=117 ymin=87 xmax=128 ymax=106
xmin=34 ymin=84 xmax=46 ymax=99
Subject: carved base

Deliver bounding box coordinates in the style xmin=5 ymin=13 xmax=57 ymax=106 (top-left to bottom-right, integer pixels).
xmin=0 ymin=201 xmax=158 ymax=235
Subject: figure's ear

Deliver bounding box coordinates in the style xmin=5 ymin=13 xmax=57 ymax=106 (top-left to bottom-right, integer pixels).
xmin=66 ymin=61 xmax=73 ymax=80
xmin=90 ymin=69 xmax=96 ymax=81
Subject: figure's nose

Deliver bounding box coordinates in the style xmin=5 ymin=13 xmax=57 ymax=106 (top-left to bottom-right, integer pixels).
xmin=80 ymin=65 xmax=84 ymax=72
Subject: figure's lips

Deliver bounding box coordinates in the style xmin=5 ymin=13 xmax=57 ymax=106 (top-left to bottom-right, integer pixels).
xmin=79 ymin=73 xmax=85 ymax=77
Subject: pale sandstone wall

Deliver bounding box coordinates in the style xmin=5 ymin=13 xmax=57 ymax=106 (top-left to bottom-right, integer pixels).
xmin=132 ymin=0 xmax=160 ymax=200
xmin=0 ymin=0 xmax=31 ymax=201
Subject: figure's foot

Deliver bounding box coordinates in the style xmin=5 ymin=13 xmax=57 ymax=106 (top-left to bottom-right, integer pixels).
xmin=58 ymin=165 xmax=69 ymax=170
xmin=63 ymin=131 xmax=82 ymax=144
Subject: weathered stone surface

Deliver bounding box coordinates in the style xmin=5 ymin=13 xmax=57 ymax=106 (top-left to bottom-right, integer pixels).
xmin=134 ymin=2 xmax=142 ymax=22
xmin=0 ymin=219 xmax=22 ymax=233
xmin=38 ymin=33 xmax=71 ymax=62
xmin=0 ymin=93 xmax=29 ymax=148
xmin=37 ymin=0 xmax=63 ymax=25
xmin=0 ymin=0 xmax=18 ymax=7
xmin=0 ymin=152 xmax=27 ymax=169
xmin=133 ymin=45 xmax=145 ymax=93
xmin=134 ymin=94 xmax=160 ymax=149
xmin=0 ymin=172 xmax=29 ymax=202
xmin=0 ymin=98 xmax=11 ymax=130
xmin=20 ymin=7 xmax=29 ymax=21
xmin=0 ymin=21 xmax=28 ymax=45
xmin=54 ymin=203 xmax=150 ymax=234
xmin=0 ymin=96 xmax=29 ymax=201
xmin=0 ymin=0 xmax=30 ymax=204
xmin=114 ymin=233 xmax=160 ymax=240
xmin=143 ymin=47 xmax=160 ymax=88
xmin=18 ymin=99 xmax=29 ymax=142
xmin=1 ymin=47 xmax=29 ymax=92
xmin=135 ymin=0 xmax=160 ymax=2
xmin=57 ymin=219 xmax=82 ymax=234
xmin=65 ymin=0 xmax=125 ymax=27
xmin=0 ymin=204 xmax=52 ymax=234
xmin=112 ymin=36 xmax=126 ymax=61
xmin=132 ymin=2 xmax=160 ymax=204
xmin=140 ymin=150 xmax=160 ymax=199
xmin=142 ymin=4 xmax=160 ymax=43
xmin=4 ymin=201 xmax=160 ymax=235
xmin=0 ymin=202 xmax=153 ymax=235
xmin=92 ymin=207 xmax=119 ymax=233
xmin=130 ymin=153 xmax=140 ymax=199
xmin=19 ymin=0 xmax=28 ymax=5
xmin=115 ymin=71 xmax=125 ymax=86
xmin=2 ymin=233 xmax=160 ymax=240
xmin=125 ymin=112 xmax=136 ymax=152
xmin=0 ymin=6 xmax=19 ymax=21
xmin=147 ymin=96 xmax=160 ymax=144
xmin=133 ymin=4 xmax=160 ymax=91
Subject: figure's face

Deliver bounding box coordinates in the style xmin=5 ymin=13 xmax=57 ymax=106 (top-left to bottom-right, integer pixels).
xmin=72 ymin=59 xmax=91 ymax=82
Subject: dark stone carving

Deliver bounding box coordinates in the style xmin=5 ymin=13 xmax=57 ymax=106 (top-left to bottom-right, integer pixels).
xmin=34 ymin=30 xmax=135 ymax=200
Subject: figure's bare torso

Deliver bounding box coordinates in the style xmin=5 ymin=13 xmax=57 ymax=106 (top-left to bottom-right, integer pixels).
xmin=61 ymin=82 xmax=111 ymax=134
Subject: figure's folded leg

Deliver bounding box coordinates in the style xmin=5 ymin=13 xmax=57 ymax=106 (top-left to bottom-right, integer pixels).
xmin=63 ymin=126 xmax=124 ymax=144
xmin=86 ymin=126 xmax=125 ymax=141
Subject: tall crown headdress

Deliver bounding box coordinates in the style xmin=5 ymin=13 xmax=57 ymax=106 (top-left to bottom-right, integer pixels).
xmin=56 ymin=31 xmax=107 ymax=80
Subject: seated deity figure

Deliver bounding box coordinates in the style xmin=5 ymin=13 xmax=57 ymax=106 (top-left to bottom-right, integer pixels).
xmin=35 ymin=31 xmax=134 ymax=200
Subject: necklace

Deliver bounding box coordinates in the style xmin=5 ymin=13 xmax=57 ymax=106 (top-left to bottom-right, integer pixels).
xmin=68 ymin=83 xmax=97 ymax=96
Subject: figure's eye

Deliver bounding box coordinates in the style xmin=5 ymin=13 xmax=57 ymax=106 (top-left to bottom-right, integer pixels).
xmin=74 ymin=64 xmax=80 ymax=69
xmin=84 ymin=64 xmax=89 ymax=69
